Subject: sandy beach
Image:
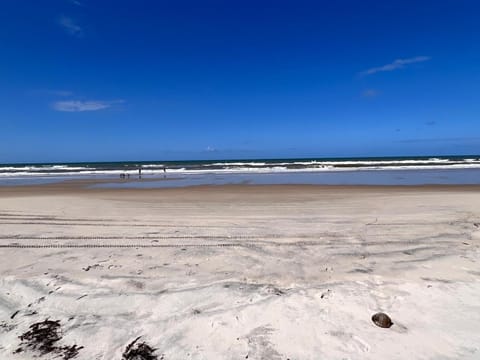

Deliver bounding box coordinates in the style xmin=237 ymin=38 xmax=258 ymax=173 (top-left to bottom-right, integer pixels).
xmin=1 ymin=183 xmax=479 ymax=359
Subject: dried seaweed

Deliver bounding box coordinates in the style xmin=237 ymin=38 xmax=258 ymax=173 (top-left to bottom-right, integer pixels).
xmin=123 ymin=336 xmax=160 ymax=360
xmin=16 ymin=319 xmax=83 ymax=359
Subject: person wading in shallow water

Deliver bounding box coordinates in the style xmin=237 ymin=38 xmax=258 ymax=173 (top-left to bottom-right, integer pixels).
xmin=138 ymin=167 xmax=142 ymax=179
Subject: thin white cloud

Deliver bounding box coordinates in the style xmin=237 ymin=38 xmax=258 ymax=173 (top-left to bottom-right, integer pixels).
xmin=49 ymin=90 xmax=73 ymax=97
xmin=30 ymin=89 xmax=73 ymax=97
xmin=69 ymin=0 xmax=84 ymax=6
xmin=398 ymin=137 xmax=480 ymax=143
xmin=59 ymin=16 xmax=83 ymax=37
xmin=52 ymin=100 xmax=123 ymax=112
xmin=362 ymin=89 xmax=380 ymax=98
xmin=360 ymin=56 xmax=430 ymax=76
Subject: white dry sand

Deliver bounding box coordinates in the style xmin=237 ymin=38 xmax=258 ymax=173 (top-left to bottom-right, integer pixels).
xmin=0 ymin=183 xmax=479 ymax=359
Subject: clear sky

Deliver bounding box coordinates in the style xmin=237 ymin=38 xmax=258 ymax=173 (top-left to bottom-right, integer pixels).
xmin=1 ymin=0 xmax=479 ymax=163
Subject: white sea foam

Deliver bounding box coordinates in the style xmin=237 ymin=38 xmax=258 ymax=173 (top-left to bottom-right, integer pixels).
xmin=210 ymin=162 xmax=268 ymax=166
xmin=0 ymin=165 xmax=89 ymax=172
xmin=1 ymin=159 xmax=480 ymax=178
xmin=140 ymin=164 xmax=166 ymax=168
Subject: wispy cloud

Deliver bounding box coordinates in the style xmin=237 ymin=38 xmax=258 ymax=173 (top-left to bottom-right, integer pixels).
xmin=360 ymin=56 xmax=430 ymax=76
xmin=205 ymin=146 xmax=217 ymax=152
xmin=30 ymin=89 xmax=73 ymax=97
xmin=58 ymin=16 xmax=83 ymax=37
xmin=397 ymin=136 xmax=480 ymax=143
xmin=52 ymin=100 xmax=123 ymax=112
xmin=49 ymin=90 xmax=73 ymax=97
xmin=69 ymin=0 xmax=84 ymax=6
xmin=362 ymin=89 xmax=380 ymax=98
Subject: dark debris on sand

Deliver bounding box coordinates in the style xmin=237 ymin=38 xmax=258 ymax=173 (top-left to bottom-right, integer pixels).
xmin=0 ymin=321 xmax=16 ymax=332
xmin=371 ymin=312 xmax=393 ymax=328
xmin=15 ymin=319 xmax=83 ymax=359
xmin=123 ymin=336 xmax=162 ymax=360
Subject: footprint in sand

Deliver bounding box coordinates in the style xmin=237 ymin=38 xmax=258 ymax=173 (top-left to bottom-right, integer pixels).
xmin=328 ymin=330 xmax=371 ymax=353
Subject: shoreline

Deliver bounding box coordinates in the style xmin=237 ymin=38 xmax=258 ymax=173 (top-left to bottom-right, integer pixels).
xmin=3 ymin=167 xmax=480 ymax=189
xmin=2 ymin=178 xmax=480 ymax=196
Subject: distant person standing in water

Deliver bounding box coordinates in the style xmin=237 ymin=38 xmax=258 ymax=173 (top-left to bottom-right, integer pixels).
xmin=138 ymin=167 xmax=142 ymax=178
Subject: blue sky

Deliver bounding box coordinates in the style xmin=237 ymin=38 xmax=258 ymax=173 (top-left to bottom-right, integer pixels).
xmin=1 ymin=0 xmax=479 ymax=163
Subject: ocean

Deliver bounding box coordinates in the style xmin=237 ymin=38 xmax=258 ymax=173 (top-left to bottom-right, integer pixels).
xmin=1 ymin=155 xmax=480 ymax=187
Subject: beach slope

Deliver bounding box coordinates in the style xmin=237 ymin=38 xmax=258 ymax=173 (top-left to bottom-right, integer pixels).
xmin=1 ymin=184 xmax=479 ymax=359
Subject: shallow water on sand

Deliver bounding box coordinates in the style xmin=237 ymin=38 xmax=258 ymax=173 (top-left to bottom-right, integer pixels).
xmin=1 ymin=168 xmax=480 ymax=188
xmin=92 ymin=168 xmax=480 ymax=188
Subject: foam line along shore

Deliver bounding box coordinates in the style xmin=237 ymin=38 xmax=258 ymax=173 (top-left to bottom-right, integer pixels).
xmin=1 ymin=156 xmax=480 ymax=178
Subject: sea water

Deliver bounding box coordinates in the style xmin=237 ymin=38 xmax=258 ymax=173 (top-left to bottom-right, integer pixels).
xmin=1 ymin=156 xmax=480 ymax=187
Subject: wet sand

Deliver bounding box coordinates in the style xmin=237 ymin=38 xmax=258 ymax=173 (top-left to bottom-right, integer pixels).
xmin=1 ymin=183 xmax=480 ymax=359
